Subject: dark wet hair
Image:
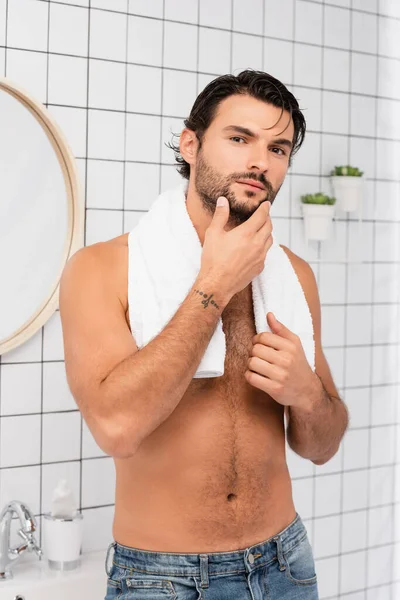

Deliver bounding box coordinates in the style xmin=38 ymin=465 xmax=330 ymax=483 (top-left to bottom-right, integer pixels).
xmin=166 ymin=69 xmax=306 ymax=179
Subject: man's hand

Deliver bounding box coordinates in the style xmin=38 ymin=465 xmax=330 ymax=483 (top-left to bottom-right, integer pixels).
xmin=244 ymin=312 xmax=319 ymax=409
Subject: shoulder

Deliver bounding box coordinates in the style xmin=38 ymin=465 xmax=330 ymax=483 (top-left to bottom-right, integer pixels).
xmin=63 ymin=233 xmax=128 ymax=276
xmin=279 ymin=244 xmax=319 ymax=309
xmin=60 ymin=234 xmax=129 ymax=313
xmin=279 ymin=244 xmax=315 ymax=281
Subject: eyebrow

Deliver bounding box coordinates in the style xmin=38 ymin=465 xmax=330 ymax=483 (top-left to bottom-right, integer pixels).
xmin=222 ymin=125 xmax=293 ymax=150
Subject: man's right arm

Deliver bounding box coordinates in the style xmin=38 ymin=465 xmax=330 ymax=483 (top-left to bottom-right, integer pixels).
xmin=59 ymin=245 xmax=231 ymax=460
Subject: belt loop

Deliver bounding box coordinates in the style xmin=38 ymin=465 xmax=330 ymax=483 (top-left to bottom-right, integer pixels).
xmin=273 ymin=536 xmax=286 ymax=572
xmin=105 ymin=541 xmax=116 ymax=576
xmin=199 ymin=554 xmax=209 ymax=588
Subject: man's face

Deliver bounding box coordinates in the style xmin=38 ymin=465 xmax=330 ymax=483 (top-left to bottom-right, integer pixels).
xmin=192 ymin=94 xmax=294 ymax=227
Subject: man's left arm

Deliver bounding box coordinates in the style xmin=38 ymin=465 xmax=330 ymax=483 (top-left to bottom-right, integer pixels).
xmin=244 ymin=245 xmax=350 ymax=466
xmin=282 ymin=247 xmax=349 ymax=465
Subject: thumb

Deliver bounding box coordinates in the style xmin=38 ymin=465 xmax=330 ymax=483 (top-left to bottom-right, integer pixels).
xmin=212 ymin=196 xmax=229 ymax=228
xmin=267 ymin=312 xmax=294 ymax=339
xmin=267 ymin=312 xmax=280 ymax=331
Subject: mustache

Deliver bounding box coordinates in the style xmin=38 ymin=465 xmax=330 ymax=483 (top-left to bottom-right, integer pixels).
xmin=230 ymin=173 xmax=272 ymax=189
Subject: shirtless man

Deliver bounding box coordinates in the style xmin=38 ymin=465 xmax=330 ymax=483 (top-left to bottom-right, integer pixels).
xmin=59 ymin=70 xmax=349 ymax=599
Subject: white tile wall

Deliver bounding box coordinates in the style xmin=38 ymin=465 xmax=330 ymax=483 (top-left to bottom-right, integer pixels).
xmin=0 ymin=466 xmax=41 ymax=516
xmin=162 ymin=69 xmax=197 ymax=117
xmin=296 ymin=1 xmax=323 ymax=45
xmin=90 ymin=9 xmax=126 ymax=61
xmin=378 ymin=14 xmax=400 ymax=60
xmin=164 ymin=21 xmax=198 ymax=71
xmin=49 ymin=3 xmax=89 ymax=56
xmin=264 ymin=0 xmax=294 ymax=41
xmin=324 ymin=5 xmax=351 ymax=50
xmin=351 ymin=52 xmax=378 ymax=96
xmin=165 ymin=0 xmax=198 ymax=24
xmin=89 ymin=59 xmax=126 ymax=111
xmin=127 ymin=16 xmax=163 ymax=66
xmin=378 ymin=55 xmax=400 ymax=99
xmin=199 ymin=27 xmax=231 ymax=73
xmin=200 ymin=0 xmax=231 ymax=29
xmin=232 ymin=32 xmax=263 ymax=73
xmin=0 ymin=363 xmax=42 ymax=415
xmin=294 ymin=43 xmax=323 ymax=88
xmin=86 ymin=160 xmax=125 ymax=210
xmin=7 ymin=0 xmax=48 ymax=52
xmin=48 ymin=54 xmax=88 ymax=107
xmin=233 ymin=0 xmax=263 ymax=35
xmin=7 ymin=49 xmax=48 ymax=102
xmin=128 ymin=0 xmax=163 ymax=19
xmin=0 ymin=1 xmax=399 ymax=597
xmin=352 ymin=10 xmax=378 ymax=54
xmin=323 ymin=48 xmax=350 ymax=92
xmin=264 ymin=38 xmax=293 ymax=84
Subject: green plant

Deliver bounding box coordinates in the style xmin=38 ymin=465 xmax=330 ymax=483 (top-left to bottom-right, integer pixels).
xmin=301 ymin=192 xmax=336 ymax=205
xmin=330 ymin=165 xmax=364 ymax=177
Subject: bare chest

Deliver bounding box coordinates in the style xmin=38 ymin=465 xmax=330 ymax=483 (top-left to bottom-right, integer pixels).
xmin=115 ymin=284 xmax=289 ymax=547
xmin=175 ymin=286 xmax=282 ymax=450
xmin=222 ymin=289 xmax=257 ymax=369
xmin=185 ymin=287 xmax=257 ymax=397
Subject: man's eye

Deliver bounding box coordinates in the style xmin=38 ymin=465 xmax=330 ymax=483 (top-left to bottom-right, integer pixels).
xmin=230 ymin=136 xmax=246 ymax=143
xmin=272 ymin=147 xmax=286 ymax=155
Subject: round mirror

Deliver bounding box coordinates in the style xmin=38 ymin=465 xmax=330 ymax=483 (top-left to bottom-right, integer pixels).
xmin=0 ymin=77 xmax=84 ymax=355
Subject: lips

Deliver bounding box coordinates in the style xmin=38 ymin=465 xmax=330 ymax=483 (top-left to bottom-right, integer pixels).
xmin=236 ymin=180 xmax=265 ymax=191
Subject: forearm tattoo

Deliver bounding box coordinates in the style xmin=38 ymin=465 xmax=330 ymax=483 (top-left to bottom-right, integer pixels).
xmin=193 ymin=288 xmax=220 ymax=310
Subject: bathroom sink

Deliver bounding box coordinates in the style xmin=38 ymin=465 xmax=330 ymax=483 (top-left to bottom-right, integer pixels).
xmin=0 ymin=549 xmax=107 ymax=600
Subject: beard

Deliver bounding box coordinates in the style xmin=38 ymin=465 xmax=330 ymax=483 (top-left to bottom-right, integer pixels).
xmin=194 ymin=148 xmax=281 ymax=227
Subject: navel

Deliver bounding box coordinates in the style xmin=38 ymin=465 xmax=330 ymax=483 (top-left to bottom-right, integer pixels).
xmin=227 ymin=493 xmax=237 ymax=502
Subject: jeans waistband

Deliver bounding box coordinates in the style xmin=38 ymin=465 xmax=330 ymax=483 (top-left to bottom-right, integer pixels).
xmin=107 ymin=512 xmax=306 ymax=577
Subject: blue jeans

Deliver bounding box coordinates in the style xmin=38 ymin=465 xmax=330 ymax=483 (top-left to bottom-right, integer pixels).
xmin=104 ymin=512 xmax=319 ymax=599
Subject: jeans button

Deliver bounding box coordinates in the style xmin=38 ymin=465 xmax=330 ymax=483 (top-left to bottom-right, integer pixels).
xmin=248 ymin=553 xmax=255 ymax=564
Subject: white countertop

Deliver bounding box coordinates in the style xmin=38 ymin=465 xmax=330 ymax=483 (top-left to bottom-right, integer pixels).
xmin=0 ymin=550 xmax=108 ymax=600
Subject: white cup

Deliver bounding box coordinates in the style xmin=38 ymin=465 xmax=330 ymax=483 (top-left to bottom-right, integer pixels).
xmin=43 ymin=512 xmax=83 ymax=571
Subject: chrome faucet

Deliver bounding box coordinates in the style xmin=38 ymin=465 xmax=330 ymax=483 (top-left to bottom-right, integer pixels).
xmin=0 ymin=500 xmax=42 ymax=580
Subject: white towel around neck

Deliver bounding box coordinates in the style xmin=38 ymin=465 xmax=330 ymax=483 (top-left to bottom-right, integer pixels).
xmin=127 ymin=181 xmax=315 ymax=377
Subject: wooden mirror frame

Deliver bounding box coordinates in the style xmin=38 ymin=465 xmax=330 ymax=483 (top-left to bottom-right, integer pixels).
xmin=0 ymin=77 xmax=84 ymax=355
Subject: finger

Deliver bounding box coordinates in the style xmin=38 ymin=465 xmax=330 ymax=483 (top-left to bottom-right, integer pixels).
xmin=244 ymin=369 xmax=282 ymax=396
xmin=253 ymin=332 xmax=293 ymax=352
xmin=239 ymin=200 xmax=271 ymax=235
xmin=267 ymin=314 xmax=299 ymax=341
xmin=251 ymin=345 xmax=291 ymax=369
xmin=247 ymin=356 xmax=286 ymax=381
xmin=254 ymin=216 xmax=273 ymax=245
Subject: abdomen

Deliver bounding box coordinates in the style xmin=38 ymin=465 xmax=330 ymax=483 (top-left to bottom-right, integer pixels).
xmin=112 ymin=384 xmax=296 ymax=552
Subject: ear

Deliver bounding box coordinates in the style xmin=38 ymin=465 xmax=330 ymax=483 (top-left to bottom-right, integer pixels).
xmin=179 ymin=128 xmax=199 ymax=168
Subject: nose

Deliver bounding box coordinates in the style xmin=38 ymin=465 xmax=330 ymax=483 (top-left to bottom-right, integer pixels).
xmin=246 ymin=143 xmax=270 ymax=174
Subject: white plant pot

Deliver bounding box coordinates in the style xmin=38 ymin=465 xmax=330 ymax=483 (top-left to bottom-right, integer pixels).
xmin=330 ymin=176 xmax=364 ymax=213
xmin=301 ymin=203 xmax=336 ymax=242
